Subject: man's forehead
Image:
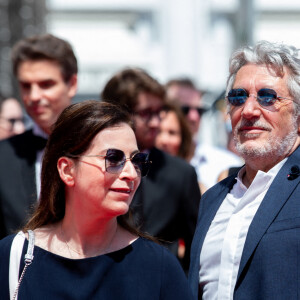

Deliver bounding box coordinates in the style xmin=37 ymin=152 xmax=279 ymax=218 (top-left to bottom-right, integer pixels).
xmin=17 ymin=59 xmax=64 ymax=78
xmin=168 ymin=86 xmax=202 ymax=107
xmin=235 ymin=63 xmax=288 ymax=82
xmin=135 ymin=92 xmax=163 ymax=110
xmin=232 ymin=64 xmax=291 ymax=95
xmin=181 ymin=92 xmax=201 ymax=106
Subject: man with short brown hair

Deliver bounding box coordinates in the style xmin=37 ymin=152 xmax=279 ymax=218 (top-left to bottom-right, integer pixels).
xmin=0 ymin=34 xmax=78 ymax=238
xmin=102 ymin=68 xmax=201 ymax=271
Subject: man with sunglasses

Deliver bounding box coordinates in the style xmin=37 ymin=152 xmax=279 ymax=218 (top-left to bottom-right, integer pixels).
xmin=101 ymin=68 xmax=201 ymax=272
xmin=166 ymin=78 xmax=242 ymax=190
xmin=189 ymin=40 xmax=300 ymax=300
xmin=166 ymin=78 xmax=205 ymax=136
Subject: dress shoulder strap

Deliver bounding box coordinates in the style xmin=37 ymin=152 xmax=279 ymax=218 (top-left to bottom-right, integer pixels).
xmin=9 ymin=231 xmax=25 ymax=298
xmin=9 ymin=230 xmax=35 ymax=300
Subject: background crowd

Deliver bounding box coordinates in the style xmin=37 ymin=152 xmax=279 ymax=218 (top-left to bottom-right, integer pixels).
xmin=1 ymin=28 xmax=299 ymax=300
xmin=0 ymin=33 xmax=240 ymax=297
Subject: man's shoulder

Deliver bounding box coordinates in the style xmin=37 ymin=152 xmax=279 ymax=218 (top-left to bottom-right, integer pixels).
xmin=0 ymin=130 xmax=35 ymax=161
xmin=0 ymin=130 xmax=33 ymax=148
xmin=201 ymin=173 xmax=237 ymax=206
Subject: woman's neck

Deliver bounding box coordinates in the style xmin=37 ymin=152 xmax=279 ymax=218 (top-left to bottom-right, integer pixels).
xmin=34 ymin=198 xmax=138 ymax=259
xmin=59 ymin=212 xmax=119 ymax=258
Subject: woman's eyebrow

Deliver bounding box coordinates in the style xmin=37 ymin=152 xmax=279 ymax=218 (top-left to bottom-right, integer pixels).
xmin=130 ymin=150 xmax=140 ymax=157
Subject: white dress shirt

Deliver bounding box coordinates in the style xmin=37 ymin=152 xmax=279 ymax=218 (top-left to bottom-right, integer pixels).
xmin=199 ymin=158 xmax=286 ymax=300
xmin=33 ymin=124 xmax=48 ymax=198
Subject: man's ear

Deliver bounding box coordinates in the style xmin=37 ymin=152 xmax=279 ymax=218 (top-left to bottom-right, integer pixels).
xmin=57 ymin=157 xmax=75 ymax=186
xmin=67 ymin=74 xmax=78 ymax=99
xmin=297 ymin=115 xmax=300 ymax=133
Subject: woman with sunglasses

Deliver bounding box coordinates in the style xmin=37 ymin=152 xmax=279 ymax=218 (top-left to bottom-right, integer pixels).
xmin=0 ymin=100 xmax=193 ymax=299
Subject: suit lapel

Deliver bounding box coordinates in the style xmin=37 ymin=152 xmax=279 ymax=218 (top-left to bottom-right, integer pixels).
xmin=194 ymin=181 xmax=233 ymax=252
xmin=189 ymin=176 xmax=236 ymax=294
xmin=15 ymin=130 xmax=45 ymax=203
xmin=20 ymin=153 xmax=37 ymax=204
xmin=236 ymin=147 xmax=300 ymax=284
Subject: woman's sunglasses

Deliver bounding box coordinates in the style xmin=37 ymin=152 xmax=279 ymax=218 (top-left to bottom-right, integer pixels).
xmin=226 ymin=88 xmax=293 ymax=110
xmin=68 ymin=149 xmax=151 ymax=177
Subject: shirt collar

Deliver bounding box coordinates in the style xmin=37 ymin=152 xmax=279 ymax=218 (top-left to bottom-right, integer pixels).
xmin=236 ymin=158 xmax=288 ymax=189
xmin=32 ymin=123 xmax=48 ymax=139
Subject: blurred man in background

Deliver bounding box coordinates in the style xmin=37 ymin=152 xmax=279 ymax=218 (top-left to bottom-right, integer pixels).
xmin=167 ymin=78 xmax=205 ymax=137
xmin=102 ymin=68 xmax=201 ymax=271
xmin=0 ymin=97 xmax=25 ymax=140
xmin=166 ymin=78 xmax=242 ymax=191
xmin=0 ymin=34 xmax=78 ymax=238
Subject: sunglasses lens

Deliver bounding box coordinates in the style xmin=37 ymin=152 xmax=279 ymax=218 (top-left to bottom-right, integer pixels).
xmin=182 ymin=106 xmax=205 ymax=116
xmin=227 ymin=89 xmax=248 ymax=106
xmin=196 ymin=108 xmax=206 ymax=116
xmin=181 ymin=106 xmax=190 ymax=115
xmin=257 ymin=88 xmax=277 ymax=106
xmin=132 ymin=152 xmax=150 ymax=177
xmin=105 ymin=149 xmax=150 ymax=177
xmin=105 ymin=149 xmax=125 ymax=174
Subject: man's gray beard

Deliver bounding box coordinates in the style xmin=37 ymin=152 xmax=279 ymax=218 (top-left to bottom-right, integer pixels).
xmin=234 ymin=121 xmax=298 ymax=159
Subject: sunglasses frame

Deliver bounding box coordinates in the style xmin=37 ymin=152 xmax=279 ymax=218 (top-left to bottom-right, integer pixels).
xmin=67 ymin=148 xmax=151 ymax=177
xmin=181 ymin=105 xmax=207 ymax=116
xmin=226 ymin=88 xmax=293 ymax=108
xmin=134 ymin=108 xmax=162 ymax=123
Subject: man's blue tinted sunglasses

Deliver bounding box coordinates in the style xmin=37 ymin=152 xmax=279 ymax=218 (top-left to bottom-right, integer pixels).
xmin=226 ymin=88 xmax=293 ymax=108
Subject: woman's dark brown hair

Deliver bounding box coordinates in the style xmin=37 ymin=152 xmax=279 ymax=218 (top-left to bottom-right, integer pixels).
xmin=24 ymin=100 xmax=146 ymax=237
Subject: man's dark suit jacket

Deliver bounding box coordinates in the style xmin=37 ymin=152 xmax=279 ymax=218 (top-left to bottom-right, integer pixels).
xmin=0 ymin=130 xmax=46 ymax=239
xmin=133 ymin=147 xmax=201 ymax=270
xmin=189 ymin=146 xmax=300 ymax=299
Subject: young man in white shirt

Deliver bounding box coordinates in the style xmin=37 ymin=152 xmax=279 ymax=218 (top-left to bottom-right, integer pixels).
xmin=0 ymin=34 xmax=78 ymax=238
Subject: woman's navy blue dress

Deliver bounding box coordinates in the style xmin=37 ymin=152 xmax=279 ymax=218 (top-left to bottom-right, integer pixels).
xmin=0 ymin=234 xmax=193 ymax=299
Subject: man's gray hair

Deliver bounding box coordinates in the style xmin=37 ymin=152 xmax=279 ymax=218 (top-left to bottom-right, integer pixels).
xmin=226 ymin=40 xmax=300 ymax=108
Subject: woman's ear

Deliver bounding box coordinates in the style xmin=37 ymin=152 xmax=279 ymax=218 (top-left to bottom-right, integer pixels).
xmin=57 ymin=157 xmax=75 ymax=186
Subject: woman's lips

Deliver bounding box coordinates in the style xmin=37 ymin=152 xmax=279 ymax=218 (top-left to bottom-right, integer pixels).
xmin=110 ymin=188 xmax=132 ymax=194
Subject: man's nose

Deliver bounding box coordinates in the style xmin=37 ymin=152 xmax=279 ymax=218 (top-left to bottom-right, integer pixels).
xmin=241 ymin=95 xmax=262 ymax=119
xmin=29 ymin=85 xmax=42 ymax=102
xmin=148 ymin=112 xmax=161 ymax=127
xmin=187 ymin=108 xmax=200 ymax=121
